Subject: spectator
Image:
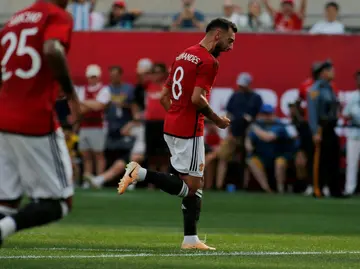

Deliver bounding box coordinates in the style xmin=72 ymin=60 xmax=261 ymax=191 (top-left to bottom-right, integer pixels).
xmin=69 ymin=0 xmax=93 ymax=31
xmin=87 ymin=119 xmax=145 ymax=189
xmin=106 ymin=66 xmax=135 ymax=155
xmin=309 ymin=2 xmax=344 ymax=35
xmin=144 ymin=63 xmax=169 ymax=174
xmin=77 ymin=65 xmax=111 ymax=179
xmin=105 ymin=0 xmax=142 ymax=29
xmin=222 ymin=0 xmax=243 ymax=30
xmin=171 ymin=0 xmax=206 ymax=31
xmin=133 ymin=58 xmax=153 ymax=119
xmin=342 ymin=71 xmax=360 ymax=196
xmin=263 ymin=0 xmax=307 ymax=32
xmin=216 ymin=73 xmax=263 ymax=190
xmin=90 ymin=1 xmax=105 ymax=31
xmin=246 ymin=104 xmax=297 ymax=193
xmin=238 ymin=0 xmax=273 ymax=32
xmin=63 ymin=123 xmax=81 ymax=183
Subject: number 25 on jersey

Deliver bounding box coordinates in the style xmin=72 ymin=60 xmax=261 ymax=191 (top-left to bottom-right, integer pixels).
xmin=172 ymin=66 xmax=184 ymax=100
xmin=1 ymin=27 xmax=41 ymax=81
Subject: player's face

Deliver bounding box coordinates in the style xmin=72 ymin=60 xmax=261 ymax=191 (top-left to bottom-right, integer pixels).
xmin=213 ymin=29 xmax=235 ymax=57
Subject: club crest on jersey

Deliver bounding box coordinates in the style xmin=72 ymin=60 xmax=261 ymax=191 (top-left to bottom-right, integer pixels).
xmin=199 ymin=163 xmax=204 ymax=172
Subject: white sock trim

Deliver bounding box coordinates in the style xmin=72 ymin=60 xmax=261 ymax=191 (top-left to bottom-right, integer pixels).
xmin=178 ymin=182 xmax=189 ymax=197
xmin=0 ymin=205 xmax=18 ymax=215
xmin=0 ymin=216 xmax=16 ymax=240
xmin=137 ymin=167 xmax=147 ymax=181
xmin=60 ymin=201 xmax=69 ymax=217
xmin=183 ymin=235 xmax=200 ymax=244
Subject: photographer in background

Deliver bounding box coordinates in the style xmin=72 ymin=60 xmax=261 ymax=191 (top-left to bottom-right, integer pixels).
xmin=171 ymin=0 xmax=205 ymax=31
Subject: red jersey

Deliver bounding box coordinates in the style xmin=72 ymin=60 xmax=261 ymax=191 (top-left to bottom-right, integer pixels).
xmin=274 ymin=12 xmax=303 ymax=32
xmin=81 ymin=84 xmax=105 ymax=128
xmin=164 ymin=44 xmax=219 ymax=138
xmin=0 ymin=1 xmax=73 ymax=136
xmin=145 ymin=81 xmax=167 ymax=121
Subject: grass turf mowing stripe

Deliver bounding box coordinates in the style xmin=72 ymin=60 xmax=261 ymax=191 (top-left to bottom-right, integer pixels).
xmin=1 ymin=251 xmax=360 ymax=259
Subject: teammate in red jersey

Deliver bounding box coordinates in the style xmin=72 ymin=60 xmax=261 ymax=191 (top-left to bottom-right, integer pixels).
xmin=118 ymin=18 xmax=236 ymax=250
xmin=0 ymin=0 xmax=79 ymax=246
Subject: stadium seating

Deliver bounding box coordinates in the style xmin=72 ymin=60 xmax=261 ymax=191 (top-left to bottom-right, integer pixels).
xmin=1 ymin=0 xmax=360 ymax=29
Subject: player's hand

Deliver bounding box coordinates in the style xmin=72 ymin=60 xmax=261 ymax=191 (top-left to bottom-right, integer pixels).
xmin=215 ymin=116 xmax=231 ymax=129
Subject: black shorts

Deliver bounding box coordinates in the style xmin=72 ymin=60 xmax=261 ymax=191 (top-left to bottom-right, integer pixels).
xmin=145 ymin=120 xmax=168 ymax=157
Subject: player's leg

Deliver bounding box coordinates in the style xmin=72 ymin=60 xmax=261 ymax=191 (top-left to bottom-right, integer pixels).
xmin=0 ymin=132 xmax=22 ymax=230
xmin=118 ymin=135 xmax=190 ymax=197
xmin=0 ymin=131 xmax=74 ymax=244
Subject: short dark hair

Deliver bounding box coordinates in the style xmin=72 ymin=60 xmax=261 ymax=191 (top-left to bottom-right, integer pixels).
xmin=206 ymin=18 xmax=237 ymax=34
xmin=109 ymin=66 xmax=123 ymax=74
xmin=325 ymin=2 xmax=339 ymax=11
xmin=152 ymin=62 xmax=167 ymax=74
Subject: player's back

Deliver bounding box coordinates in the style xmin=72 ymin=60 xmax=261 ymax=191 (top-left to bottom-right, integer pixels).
xmin=0 ymin=1 xmax=72 ymax=135
xmin=164 ymin=44 xmax=218 ymax=138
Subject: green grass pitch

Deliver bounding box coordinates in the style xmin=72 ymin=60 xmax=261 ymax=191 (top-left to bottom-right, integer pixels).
xmin=2 ymin=189 xmax=360 ymax=268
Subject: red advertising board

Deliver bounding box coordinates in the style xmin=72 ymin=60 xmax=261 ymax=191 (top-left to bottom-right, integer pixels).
xmin=68 ymin=32 xmax=360 ymax=116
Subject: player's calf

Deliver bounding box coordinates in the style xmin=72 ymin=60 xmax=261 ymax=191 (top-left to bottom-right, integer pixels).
xmin=0 ymin=197 xmax=72 ymax=244
xmin=118 ymin=162 xmax=190 ymax=197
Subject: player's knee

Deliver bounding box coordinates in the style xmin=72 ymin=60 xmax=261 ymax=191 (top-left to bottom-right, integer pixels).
xmin=184 ymin=176 xmax=203 ymax=195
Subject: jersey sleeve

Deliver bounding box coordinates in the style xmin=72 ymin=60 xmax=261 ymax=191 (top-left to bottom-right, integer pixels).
xmin=195 ymin=60 xmax=216 ymax=91
xmin=44 ymin=9 xmax=73 ymax=49
xmin=164 ymin=61 xmax=175 ymax=89
xmin=96 ymin=86 xmax=112 ymax=104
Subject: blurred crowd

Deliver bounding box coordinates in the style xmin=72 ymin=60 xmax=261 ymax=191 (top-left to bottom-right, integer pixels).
xmin=68 ymin=0 xmax=346 ymax=34
xmin=57 ymin=57 xmax=360 ymax=198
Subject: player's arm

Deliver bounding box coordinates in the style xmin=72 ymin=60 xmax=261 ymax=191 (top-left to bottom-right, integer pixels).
xmin=160 ymin=86 xmax=171 ymax=111
xmin=44 ymin=39 xmax=80 ymax=121
xmin=191 ymin=87 xmax=229 ymax=129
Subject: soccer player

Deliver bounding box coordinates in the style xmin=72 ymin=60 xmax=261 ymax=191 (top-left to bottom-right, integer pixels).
xmin=118 ymin=18 xmax=237 ymax=250
xmin=0 ymin=0 xmax=78 ymax=246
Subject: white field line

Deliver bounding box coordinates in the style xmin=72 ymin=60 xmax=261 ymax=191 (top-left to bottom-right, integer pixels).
xmin=1 ymin=251 xmax=360 ymax=259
